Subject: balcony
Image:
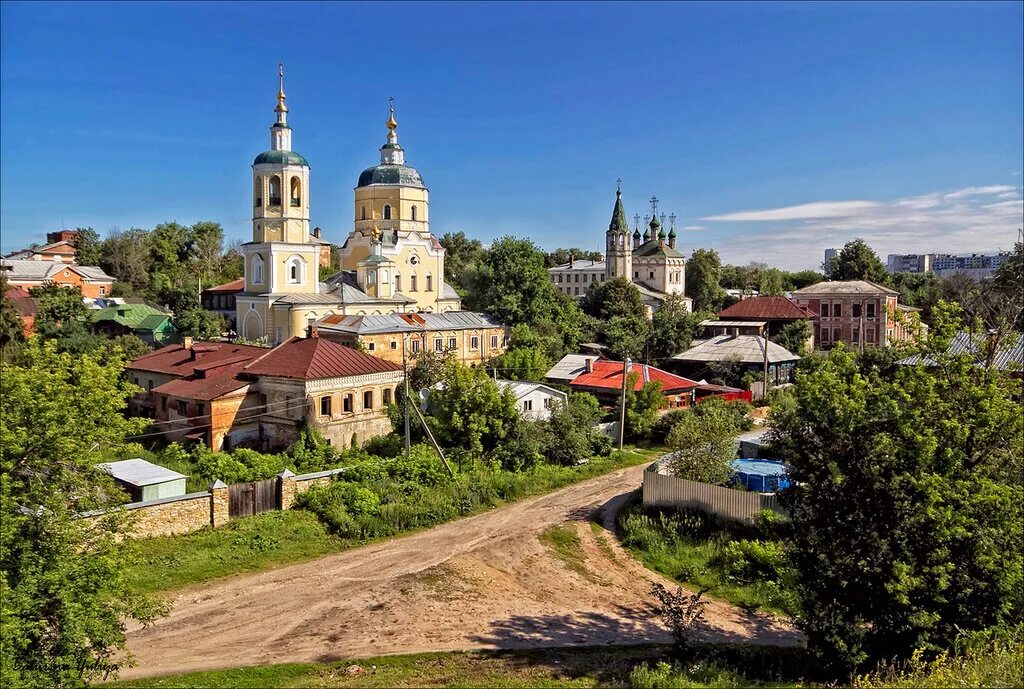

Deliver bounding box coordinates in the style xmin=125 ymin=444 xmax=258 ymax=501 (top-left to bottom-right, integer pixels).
xmin=268 ymin=196 xmax=282 ymax=207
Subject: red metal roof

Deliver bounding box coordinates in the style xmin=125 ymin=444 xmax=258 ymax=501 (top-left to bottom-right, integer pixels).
xmin=717 ymin=296 xmax=816 ymax=320
xmin=570 ymin=359 xmax=700 ymax=393
xmin=152 ymin=364 xmax=253 ymax=401
xmin=204 ymin=278 xmax=245 ymax=293
xmin=128 ymin=342 xmax=268 ymax=375
xmin=243 ymin=336 xmax=401 ymax=380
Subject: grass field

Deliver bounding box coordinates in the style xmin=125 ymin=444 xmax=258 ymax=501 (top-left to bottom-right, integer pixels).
xmin=126 ymin=447 xmax=661 ymax=595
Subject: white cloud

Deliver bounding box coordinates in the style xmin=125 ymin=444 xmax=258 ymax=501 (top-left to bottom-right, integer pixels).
xmin=682 ymin=225 xmax=705 ymax=231
xmin=699 ymin=185 xmax=1023 ymax=270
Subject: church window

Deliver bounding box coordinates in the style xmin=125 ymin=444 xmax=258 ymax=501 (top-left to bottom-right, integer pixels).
xmin=361 ymin=205 xmax=366 ymax=220
xmin=411 ymin=205 xmax=418 ymax=221
xmin=426 ymin=274 xmax=432 ymax=292
xmin=286 ymin=255 xmax=306 ymax=285
xmin=290 ymin=177 xmax=301 ymax=207
xmin=367 ymin=270 xmax=376 ymax=285
xmin=268 ymin=175 xmax=282 ymax=206
xmin=394 ymin=275 xmax=401 ymax=292
xmin=410 ymin=275 xmax=417 ymax=292
xmin=383 ymin=204 xmax=392 ymax=220
xmin=254 ymin=177 xmax=262 ymax=207
xmin=252 ymin=255 xmax=264 ymax=285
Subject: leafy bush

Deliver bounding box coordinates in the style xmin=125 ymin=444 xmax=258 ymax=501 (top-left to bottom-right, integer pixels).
xmin=717 ymin=539 xmax=787 ymax=584
xmin=651 ymin=410 xmax=688 ymax=444
xmin=192 ymin=445 xmax=288 ymax=484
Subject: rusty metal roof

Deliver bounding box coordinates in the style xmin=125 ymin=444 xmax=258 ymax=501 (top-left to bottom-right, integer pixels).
xmin=243 ymin=336 xmax=401 ymax=380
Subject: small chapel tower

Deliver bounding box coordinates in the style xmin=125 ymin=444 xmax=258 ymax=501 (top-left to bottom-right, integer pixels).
xmin=604 ymin=181 xmax=632 ymax=281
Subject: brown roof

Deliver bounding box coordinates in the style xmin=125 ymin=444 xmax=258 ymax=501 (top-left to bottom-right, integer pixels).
xmin=128 ymin=342 xmax=268 ymax=375
xmin=718 ymin=296 xmax=816 ymax=320
xmin=205 ymin=278 xmax=245 ymax=293
xmin=243 ymin=336 xmax=401 ymax=380
xmin=152 ymin=364 xmax=253 ymax=401
xmin=792 ymin=280 xmax=899 ymax=297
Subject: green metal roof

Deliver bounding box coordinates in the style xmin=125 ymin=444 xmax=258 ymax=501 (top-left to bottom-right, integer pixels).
xmin=253 ymin=150 xmax=309 ymax=166
xmin=362 ymin=253 xmax=393 ymax=265
xmin=94 ymin=303 xmax=170 ymax=329
xmin=608 ymin=190 xmax=629 ymax=235
xmin=633 ymin=239 xmax=686 ymax=259
xmin=136 ymin=314 xmax=175 ymax=332
xmin=356 ymin=163 xmax=425 ymax=188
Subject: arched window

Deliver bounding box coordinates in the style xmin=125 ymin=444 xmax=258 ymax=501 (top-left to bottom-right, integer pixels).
xmin=253 ymin=177 xmax=262 ymax=207
xmin=290 ymin=177 xmax=301 ymax=207
xmin=411 ymin=205 xmax=418 ymax=221
xmin=367 ymin=270 xmax=376 ymax=285
xmin=252 ymin=254 xmax=264 ymax=284
xmin=268 ymin=176 xmax=281 ymax=205
xmin=383 ymin=204 xmax=392 ymax=220
xmin=361 ymin=205 xmax=366 ymax=220
xmin=285 ymin=255 xmax=306 ymax=285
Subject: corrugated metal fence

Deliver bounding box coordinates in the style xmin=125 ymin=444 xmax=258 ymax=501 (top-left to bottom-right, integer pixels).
xmin=642 ymin=455 xmax=786 ymax=523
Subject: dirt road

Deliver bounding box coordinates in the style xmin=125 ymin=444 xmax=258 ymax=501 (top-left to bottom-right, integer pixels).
xmin=123 ymin=463 xmax=800 ymax=678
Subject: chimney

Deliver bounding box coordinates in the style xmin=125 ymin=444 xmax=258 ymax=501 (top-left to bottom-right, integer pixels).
xmin=568 ymin=251 xmax=574 ymax=269
xmin=584 ymin=357 xmax=594 ymax=373
xmin=183 ymin=336 xmax=194 ymax=351
xmin=313 ymin=226 xmax=322 ymax=239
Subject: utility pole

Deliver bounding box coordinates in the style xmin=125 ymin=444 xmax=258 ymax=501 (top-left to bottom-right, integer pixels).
xmin=618 ymin=357 xmax=631 ymax=451
xmin=403 ymin=333 xmax=411 ymax=461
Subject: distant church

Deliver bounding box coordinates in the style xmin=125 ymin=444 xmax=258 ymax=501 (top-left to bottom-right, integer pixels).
xmin=237 ymin=67 xmax=461 ymax=343
xmin=548 ymin=185 xmax=691 ymax=314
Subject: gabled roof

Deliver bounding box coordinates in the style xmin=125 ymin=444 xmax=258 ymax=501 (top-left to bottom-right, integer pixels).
xmin=128 ymin=342 xmax=268 ymax=375
xmin=718 ymin=296 xmax=816 ymax=320
xmin=792 ymin=280 xmax=898 ymax=297
xmin=98 ymin=459 xmax=186 ymax=487
xmin=570 ymin=359 xmax=701 ymax=393
xmin=136 ymin=314 xmax=174 ymax=332
xmin=243 ymin=336 xmax=401 ymax=380
xmin=672 ymin=335 xmax=800 ymax=365
xmin=94 ymin=303 xmax=169 ymax=328
xmin=633 ymin=239 xmax=685 ymax=259
xmin=205 ymin=278 xmax=245 ymax=293
xmin=315 ymin=311 xmax=504 ymax=335
xmin=545 ymin=354 xmax=601 ymax=383
xmin=0 ymin=259 xmax=114 ymax=282
xmin=495 ymin=379 xmax=568 ymax=402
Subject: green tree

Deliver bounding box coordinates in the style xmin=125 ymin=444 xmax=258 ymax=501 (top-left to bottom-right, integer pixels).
xmin=686 ymin=249 xmax=727 ymax=312
xmin=408 ymin=347 xmax=455 ymax=391
xmin=171 ymin=308 xmax=223 ymax=340
xmin=100 ymin=228 xmax=152 ymax=295
xmin=768 ymin=305 xmax=1024 ymax=678
xmin=187 ymin=221 xmax=224 ymax=288
xmin=618 ymin=371 xmax=664 ymax=440
xmin=772 ymin=319 xmax=812 ymax=357
xmin=665 ymin=405 xmax=739 ymax=484
xmin=72 ymin=228 xmax=102 ymax=267
xmin=601 ymin=315 xmax=650 ymax=361
xmin=991 ymin=238 xmax=1023 ymax=332
xmin=428 ymin=362 xmax=520 ymax=456
xmin=492 ymin=343 xmax=550 ymax=382
xmin=581 ymin=276 xmax=644 ymax=320
xmin=439 ymin=231 xmax=485 ymax=293
xmin=471 ymin=236 xmax=561 ymax=326
xmin=0 ymin=275 xmax=25 ymax=360
xmin=0 ymin=341 xmax=165 ymax=686
xmin=30 ymin=284 xmax=102 ymax=355
xmin=649 ymin=296 xmax=705 ymax=361
xmin=823 ymin=238 xmax=888 ymax=283
xmin=784 ymin=270 xmax=825 ymax=290
xmin=219 ymin=242 xmax=246 ymax=283
xmin=543 ymin=392 xmax=605 ymax=466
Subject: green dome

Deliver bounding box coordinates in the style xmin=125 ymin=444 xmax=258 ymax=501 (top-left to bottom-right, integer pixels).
xmin=253 ymin=150 xmax=309 ymax=167
xmin=356 ymin=163 xmax=425 ymax=189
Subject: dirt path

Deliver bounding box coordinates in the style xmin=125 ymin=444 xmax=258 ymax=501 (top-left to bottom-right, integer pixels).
xmin=122 ymin=463 xmax=800 ymax=679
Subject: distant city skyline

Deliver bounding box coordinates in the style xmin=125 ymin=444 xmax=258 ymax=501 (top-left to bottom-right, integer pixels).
xmin=2 ymin=1 xmax=1021 ymax=270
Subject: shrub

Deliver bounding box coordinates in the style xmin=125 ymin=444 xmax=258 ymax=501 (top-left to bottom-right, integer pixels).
xmin=620 ymin=513 xmax=671 ymax=552
xmin=362 ymin=433 xmax=404 ymax=458
xmin=651 ymin=409 xmax=688 ymax=444
xmin=717 ymin=539 xmax=787 ymax=584
xmin=753 ymin=509 xmax=788 ymax=540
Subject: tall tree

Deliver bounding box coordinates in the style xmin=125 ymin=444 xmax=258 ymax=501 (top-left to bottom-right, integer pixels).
xmin=0 ymin=274 xmax=25 ymax=360
xmin=428 ymin=362 xmax=519 ymax=457
xmin=187 ymin=221 xmax=224 ymax=288
xmin=30 ymin=284 xmax=101 ymax=355
xmin=686 ymin=249 xmax=727 ymax=312
xmin=72 ymin=228 xmax=102 ymax=267
xmin=823 ymin=238 xmax=888 ymax=283
xmin=100 ymin=228 xmax=152 ymax=295
xmin=648 ymin=295 xmax=704 ymax=361
xmin=768 ymin=305 xmax=1023 ymax=678
xmin=171 ymin=308 xmax=223 ymax=340
xmin=439 ymin=231 xmax=485 ymax=293
xmin=618 ymin=372 xmax=664 ymax=440
xmin=600 ymin=315 xmax=650 ymax=360
xmin=581 ymin=276 xmax=644 ymax=320
xmin=1 ymin=341 xmax=165 ymax=686
xmin=471 ymin=236 xmax=560 ymax=326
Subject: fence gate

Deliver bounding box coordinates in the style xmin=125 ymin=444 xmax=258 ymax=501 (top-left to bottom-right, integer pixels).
xmin=228 ymin=477 xmax=279 ymax=518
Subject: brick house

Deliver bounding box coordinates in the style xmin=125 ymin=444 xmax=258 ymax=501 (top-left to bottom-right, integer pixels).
xmin=313 ymin=311 xmax=509 ymax=367
xmin=791 ymin=280 xmax=922 ymax=349
xmin=3 ymin=230 xmax=79 ymax=264
xmin=716 ymin=295 xmax=817 ymax=349
xmin=126 ymin=335 xmax=403 ymax=451
xmin=201 ymin=278 xmax=244 ymax=331
xmin=1 ymin=259 xmax=115 ymax=299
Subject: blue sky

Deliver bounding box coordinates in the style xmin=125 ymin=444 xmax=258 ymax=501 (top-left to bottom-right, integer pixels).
xmin=2 ymin=1 xmax=1021 ymax=270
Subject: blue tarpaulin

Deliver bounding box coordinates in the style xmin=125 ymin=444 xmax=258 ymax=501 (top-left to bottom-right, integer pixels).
xmin=731 ymin=458 xmax=790 ymax=493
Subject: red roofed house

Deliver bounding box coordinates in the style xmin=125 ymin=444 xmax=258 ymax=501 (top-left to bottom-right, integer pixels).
xmin=201 ymin=278 xmax=245 ymax=331
xmin=126 ymin=335 xmax=403 ymax=451
xmin=715 ymin=296 xmax=817 ymax=349
xmin=567 ymin=358 xmax=749 ymax=408
xmin=4 ymin=286 xmax=37 ymax=337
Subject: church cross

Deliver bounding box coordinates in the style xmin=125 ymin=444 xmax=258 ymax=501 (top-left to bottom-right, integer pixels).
xmin=669 ymin=213 xmax=677 ymax=228
xmin=616 ymin=177 xmax=622 ymax=193
xmin=649 ymin=196 xmax=659 ymax=215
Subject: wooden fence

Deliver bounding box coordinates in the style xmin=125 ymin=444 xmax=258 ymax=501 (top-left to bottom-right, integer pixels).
xmin=642 ymin=455 xmax=786 ymax=523
xmin=228 ymin=477 xmax=279 ymax=518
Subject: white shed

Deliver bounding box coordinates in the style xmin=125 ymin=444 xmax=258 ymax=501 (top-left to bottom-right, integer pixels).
xmin=496 ymin=380 xmax=568 ymax=421
xmin=98 ymin=459 xmax=187 ymax=503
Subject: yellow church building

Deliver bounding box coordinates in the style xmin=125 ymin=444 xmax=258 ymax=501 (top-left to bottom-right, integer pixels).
xmin=237 ymin=67 xmax=461 ymax=343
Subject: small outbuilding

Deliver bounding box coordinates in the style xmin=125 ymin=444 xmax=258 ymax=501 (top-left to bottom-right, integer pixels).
xmin=496 ymin=380 xmax=568 ymax=421
xmin=97 ymin=458 xmax=187 ymax=502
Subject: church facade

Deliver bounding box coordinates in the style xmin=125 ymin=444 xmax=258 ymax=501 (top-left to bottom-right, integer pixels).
xmin=548 ymin=187 xmax=692 ymax=315
xmin=237 ymin=68 xmax=461 ymax=344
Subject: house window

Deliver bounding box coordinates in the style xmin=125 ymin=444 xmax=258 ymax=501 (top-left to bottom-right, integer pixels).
xmin=867 ymin=328 xmax=876 ymax=342
xmin=634 ymin=271 xmax=639 ymax=279
xmin=852 ymin=304 xmax=862 ymax=317
xmin=833 ymin=328 xmax=841 ymax=341
xmin=435 ymin=338 xmax=443 ymax=350
xmin=582 ymin=274 xmax=588 ymax=283
xmin=99 ymin=286 xmax=106 ymax=295
xmin=133 ymin=377 xmax=139 ymax=385
xmin=448 ymin=337 xmax=457 ymax=350
xmin=543 ymin=397 xmax=552 ymax=409
xmin=574 ymin=274 xmax=579 ymax=283
xmin=574 ymin=287 xmax=580 ymax=295
xmin=523 ymin=400 xmax=533 ymax=412
xmin=367 ymin=342 xmax=375 ymax=351
xmin=852 ymin=327 xmax=860 ymax=343
xmin=148 ymin=380 xmax=154 ymax=392
xmin=161 ymin=395 xmax=167 ymax=410
xmin=391 ymin=340 xmax=398 ymax=350
xmin=383 ymin=388 xmax=392 ymax=405
xmin=196 ymin=402 xmax=205 ymax=416
xmin=649 ymin=271 xmax=655 ymax=279
xmin=363 ymin=391 xmax=373 ymax=410
xmin=820 ymin=303 xmax=829 ymax=317
xmin=343 ymin=395 xmax=353 ymax=413
xmin=411 ymin=340 xmax=420 ymax=353
xmin=834 ymin=303 xmax=842 ymax=318
xmin=558 ymin=275 xmax=563 ymax=283
xmin=470 ymin=336 xmax=479 ymax=350
xmin=490 ymin=335 xmax=498 ymax=348
xmin=426 ymin=275 xmax=432 ymax=292
xmin=867 ymin=303 xmax=876 ymax=318
xmin=320 ymin=396 xmax=332 ymax=417
xmin=410 ymin=275 xmax=417 ymax=291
